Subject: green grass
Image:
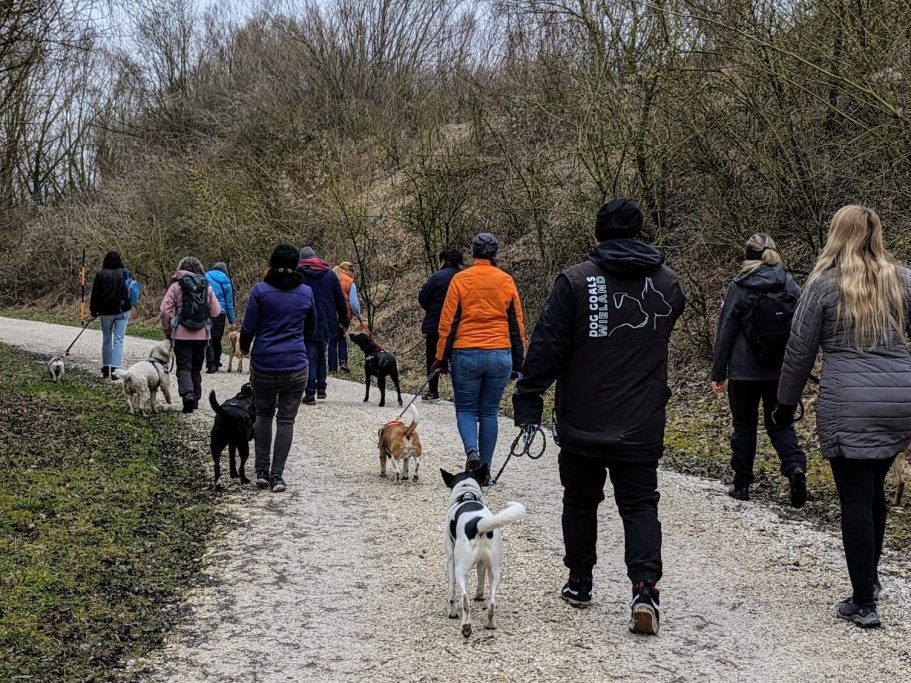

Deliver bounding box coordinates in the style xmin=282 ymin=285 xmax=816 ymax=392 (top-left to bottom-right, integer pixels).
xmin=0 ymin=343 xmax=217 ymax=681
xmin=0 ymin=307 xmax=164 ymax=341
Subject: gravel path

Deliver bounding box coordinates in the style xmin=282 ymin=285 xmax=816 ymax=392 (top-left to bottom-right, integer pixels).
xmin=3 ymin=316 xmax=911 ymax=682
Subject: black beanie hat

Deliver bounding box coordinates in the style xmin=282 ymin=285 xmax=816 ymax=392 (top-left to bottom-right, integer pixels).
xmin=472 ymin=233 xmax=499 ymax=259
xmin=270 ymin=244 xmax=300 ymax=271
xmin=595 ymin=198 xmax=643 ymax=241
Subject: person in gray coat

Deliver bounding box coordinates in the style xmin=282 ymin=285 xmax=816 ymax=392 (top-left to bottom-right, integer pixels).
xmin=711 ymin=233 xmax=807 ymax=506
xmin=776 ymin=205 xmax=911 ymax=629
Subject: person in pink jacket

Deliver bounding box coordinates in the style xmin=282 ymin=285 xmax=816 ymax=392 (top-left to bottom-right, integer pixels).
xmin=159 ymin=256 xmax=221 ymax=413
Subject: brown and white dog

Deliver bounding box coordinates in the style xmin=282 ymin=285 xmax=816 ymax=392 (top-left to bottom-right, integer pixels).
xmin=225 ymin=329 xmax=246 ymax=373
xmin=892 ymin=446 xmax=909 ymax=506
xmin=377 ymin=401 xmax=422 ymax=482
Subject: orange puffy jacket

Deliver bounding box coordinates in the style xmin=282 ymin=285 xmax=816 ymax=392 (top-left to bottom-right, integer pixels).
xmin=436 ymin=259 xmax=527 ymax=366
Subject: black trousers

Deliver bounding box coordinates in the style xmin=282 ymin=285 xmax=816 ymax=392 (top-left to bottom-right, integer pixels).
xmin=830 ymin=456 xmax=896 ymax=607
xmin=425 ymin=333 xmax=440 ymax=395
xmin=174 ymin=339 xmax=207 ymax=401
xmin=728 ymin=380 xmax=806 ymax=487
xmin=559 ymin=450 xmax=662 ymax=585
xmin=206 ymin=314 xmax=227 ymax=369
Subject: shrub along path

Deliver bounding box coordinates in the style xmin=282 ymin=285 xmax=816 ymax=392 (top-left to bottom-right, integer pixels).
xmin=0 ymin=316 xmax=910 ymax=682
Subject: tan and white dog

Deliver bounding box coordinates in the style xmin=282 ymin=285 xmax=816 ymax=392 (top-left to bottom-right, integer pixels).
xmin=225 ymin=330 xmax=246 ymax=373
xmin=377 ymin=402 xmax=422 ymax=481
xmin=113 ymin=340 xmax=173 ymax=415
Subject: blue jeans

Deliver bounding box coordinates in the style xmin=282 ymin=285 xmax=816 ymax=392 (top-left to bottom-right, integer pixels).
xmin=305 ymin=339 xmax=328 ymax=396
xmin=100 ymin=312 xmax=130 ymax=369
xmin=451 ymin=348 xmax=512 ymax=466
xmin=328 ymin=330 xmax=348 ymax=371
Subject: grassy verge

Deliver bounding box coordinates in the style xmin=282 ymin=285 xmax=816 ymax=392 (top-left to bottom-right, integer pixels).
xmin=0 ymin=307 xmax=164 ymax=341
xmin=0 ymin=343 xmax=217 ymax=681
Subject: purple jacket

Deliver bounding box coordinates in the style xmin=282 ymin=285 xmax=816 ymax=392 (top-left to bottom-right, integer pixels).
xmin=240 ymin=271 xmax=317 ymax=373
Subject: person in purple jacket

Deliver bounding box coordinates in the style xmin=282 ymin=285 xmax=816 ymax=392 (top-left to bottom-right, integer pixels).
xmin=240 ymin=245 xmax=317 ymax=493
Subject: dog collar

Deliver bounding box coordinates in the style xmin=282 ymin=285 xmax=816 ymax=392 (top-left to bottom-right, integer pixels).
xmin=148 ymin=358 xmax=171 ymax=374
xmin=456 ymin=491 xmax=480 ymax=504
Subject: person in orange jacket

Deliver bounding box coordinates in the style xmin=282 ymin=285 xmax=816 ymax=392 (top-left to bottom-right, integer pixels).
xmin=433 ymin=233 xmax=527 ymax=479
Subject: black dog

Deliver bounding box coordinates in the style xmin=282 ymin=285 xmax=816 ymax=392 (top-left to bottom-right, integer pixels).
xmin=349 ymin=332 xmax=403 ymax=407
xmin=209 ymin=383 xmax=256 ymax=487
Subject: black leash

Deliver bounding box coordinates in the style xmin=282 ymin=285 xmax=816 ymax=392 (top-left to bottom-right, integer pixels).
xmin=64 ymin=319 xmax=93 ymax=356
xmin=491 ymin=424 xmax=547 ymax=486
xmin=396 ymin=368 xmax=441 ymax=420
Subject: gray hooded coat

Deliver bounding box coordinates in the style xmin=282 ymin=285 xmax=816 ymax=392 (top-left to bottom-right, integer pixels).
xmin=777 ymin=267 xmax=911 ymax=460
xmin=711 ymin=264 xmax=801 ymax=382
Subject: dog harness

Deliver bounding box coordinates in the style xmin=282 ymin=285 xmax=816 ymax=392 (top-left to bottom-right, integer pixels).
xmin=148 ymin=357 xmax=171 ymax=374
xmin=379 ymin=418 xmax=404 ymax=457
xmin=448 ymin=491 xmax=492 ymax=541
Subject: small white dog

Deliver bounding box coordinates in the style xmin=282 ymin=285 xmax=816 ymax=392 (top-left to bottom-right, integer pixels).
xmin=47 ymin=356 xmax=65 ymax=383
xmin=440 ymin=465 xmax=527 ymax=637
xmin=113 ymin=341 xmax=173 ymax=415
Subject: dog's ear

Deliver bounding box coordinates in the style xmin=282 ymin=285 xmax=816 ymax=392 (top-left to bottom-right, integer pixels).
xmin=472 ymin=463 xmax=490 ymax=486
xmin=440 ymin=468 xmax=456 ymax=489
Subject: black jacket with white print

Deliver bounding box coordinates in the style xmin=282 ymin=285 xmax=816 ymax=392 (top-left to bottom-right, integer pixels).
xmin=513 ymin=239 xmax=685 ymax=458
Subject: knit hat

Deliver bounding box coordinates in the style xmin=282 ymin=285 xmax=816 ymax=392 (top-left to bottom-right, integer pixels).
xmin=270 ymin=244 xmax=300 ymax=270
xmin=212 ymin=261 xmax=229 ymax=275
xmin=472 ymin=233 xmax=499 ymax=260
xmin=595 ymin=198 xmax=643 ymax=241
xmin=300 ymin=246 xmax=316 ymax=259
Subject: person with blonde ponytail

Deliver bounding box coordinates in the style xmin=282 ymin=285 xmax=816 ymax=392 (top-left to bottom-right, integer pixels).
xmin=777 ymin=205 xmax=911 ymax=629
xmin=710 ymin=233 xmax=806 ymax=506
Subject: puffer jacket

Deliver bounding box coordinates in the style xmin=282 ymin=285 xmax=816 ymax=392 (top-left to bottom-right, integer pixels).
xmin=711 ymin=264 xmax=801 ymax=382
xmin=206 ymin=264 xmax=236 ymax=324
xmin=419 ymin=264 xmax=459 ymax=334
xmin=778 ymin=267 xmax=911 ymax=460
xmin=436 ymin=259 xmax=527 ymax=367
xmin=159 ymin=270 xmax=222 ymax=341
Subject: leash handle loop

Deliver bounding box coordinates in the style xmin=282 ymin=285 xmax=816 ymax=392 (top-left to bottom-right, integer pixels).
xmin=492 ymin=424 xmax=547 ymax=486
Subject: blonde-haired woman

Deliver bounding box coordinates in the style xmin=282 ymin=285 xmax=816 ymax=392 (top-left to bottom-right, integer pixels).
xmin=777 ymin=206 xmax=911 ymax=628
xmin=710 ymin=233 xmax=806 ymax=506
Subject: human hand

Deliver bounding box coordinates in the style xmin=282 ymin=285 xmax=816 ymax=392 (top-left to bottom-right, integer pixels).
xmin=710 ymin=380 xmax=725 ymax=394
xmin=510 ymin=362 xmax=526 ymax=381
xmin=771 ymin=403 xmax=798 ymax=426
xmin=431 ymin=359 xmax=449 ymax=375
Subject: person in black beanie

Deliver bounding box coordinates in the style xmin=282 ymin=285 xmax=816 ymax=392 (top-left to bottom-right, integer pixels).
xmin=512 ymin=198 xmax=685 ymax=635
xmin=240 ymin=244 xmax=317 ymax=493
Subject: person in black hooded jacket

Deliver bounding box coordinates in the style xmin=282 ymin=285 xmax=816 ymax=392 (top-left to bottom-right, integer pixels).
xmin=512 ymin=198 xmax=684 ymax=636
xmin=418 ymin=248 xmax=463 ymax=401
xmin=710 ymin=233 xmax=806 ymax=507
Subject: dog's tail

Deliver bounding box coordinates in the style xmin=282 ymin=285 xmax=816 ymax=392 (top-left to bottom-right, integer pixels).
xmin=209 ymin=390 xmax=229 ymax=417
xmin=403 ymin=400 xmax=421 ymax=438
xmin=476 ymin=501 xmax=527 ymax=534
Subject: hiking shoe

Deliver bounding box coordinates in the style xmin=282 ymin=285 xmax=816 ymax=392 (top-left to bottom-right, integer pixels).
xmin=302 ymin=395 xmax=316 ymax=406
xmin=727 ymin=484 xmax=750 ymax=501
xmin=182 ymin=397 xmax=195 ymax=414
xmin=465 ymin=449 xmax=481 ymax=473
xmin=317 ymin=390 xmax=327 ymax=400
xmin=630 ymin=582 xmax=660 ymax=635
xmin=788 ymin=468 xmax=807 ymax=508
xmin=271 ymin=477 xmax=287 ymax=493
xmin=560 ymin=575 xmax=592 ymax=608
xmin=206 ymin=366 xmax=218 ymax=374
xmin=256 ymin=473 xmax=270 ymax=489
xmin=836 ymin=598 xmax=880 ymax=628
xmin=423 ymin=392 xmax=441 ymax=404
xmin=101 ymin=366 xmax=110 ymax=378
xmin=340 ymin=362 xmax=350 ymax=374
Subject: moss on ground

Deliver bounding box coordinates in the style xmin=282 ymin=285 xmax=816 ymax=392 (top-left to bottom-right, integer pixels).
xmin=0 ymin=343 xmax=217 ymax=681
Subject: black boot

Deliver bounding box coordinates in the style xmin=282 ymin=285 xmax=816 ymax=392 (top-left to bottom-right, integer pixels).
xmin=788 ymin=468 xmax=807 ymax=508
xmin=101 ymin=366 xmax=109 ymax=378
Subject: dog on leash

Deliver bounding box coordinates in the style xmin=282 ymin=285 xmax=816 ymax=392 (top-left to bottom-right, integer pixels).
xmin=112 ymin=341 xmax=173 ymax=415
xmin=349 ymin=332 xmax=403 ymax=407
xmin=209 ymin=384 xmax=256 ymax=488
xmin=225 ymin=329 xmax=246 ymax=373
xmin=378 ymin=401 xmax=422 ymax=482
xmin=892 ymin=446 xmax=909 ymax=506
xmin=47 ymin=356 xmax=65 ymax=383
xmin=441 ymin=465 xmax=527 ymax=638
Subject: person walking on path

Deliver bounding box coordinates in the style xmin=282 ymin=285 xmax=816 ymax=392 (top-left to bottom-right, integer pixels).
xmin=89 ymin=250 xmax=133 ymax=378
xmin=299 ymin=246 xmax=349 ymax=404
xmin=776 ymin=205 xmax=911 ymax=629
xmin=205 ymin=262 xmax=237 ymax=373
xmin=710 ymin=234 xmax=807 ymax=506
xmin=160 ymin=256 xmax=221 ymax=414
xmin=418 ymin=249 xmax=463 ymax=402
xmin=512 ymin=198 xmax=685 ymax=636
xmin=241 ymin=245 xmax=317 ymax=493
xmin=433 ymin=234 xmax=526 ymax=477
xmin=329 ymin=261 xmax=364 ymax=374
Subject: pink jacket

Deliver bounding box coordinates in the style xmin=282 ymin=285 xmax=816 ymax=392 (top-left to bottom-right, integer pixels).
xmin=159 ymin=270 xmax=222 ymax=340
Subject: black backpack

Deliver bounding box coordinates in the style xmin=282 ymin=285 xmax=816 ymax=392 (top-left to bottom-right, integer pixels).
xmin=177 ymin=274 xmax=210 ymax=331
xmin=740 ymin=287 xmax=798 ymax=367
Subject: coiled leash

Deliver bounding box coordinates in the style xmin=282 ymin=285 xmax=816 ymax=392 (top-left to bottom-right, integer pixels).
xmin=64 ymin=319 xmax=93 ymax=356
xmin=491 ymin=424 xmax=547 ymax=486
xmin=396 ymin=368 xmax=442 ymax=420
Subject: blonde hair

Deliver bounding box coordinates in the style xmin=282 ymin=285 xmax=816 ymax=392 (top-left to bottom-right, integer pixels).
xmin=739 ymin=233 xmax=783 ymax=276
xmin=807 ymin=205 xmax=905 ymax=351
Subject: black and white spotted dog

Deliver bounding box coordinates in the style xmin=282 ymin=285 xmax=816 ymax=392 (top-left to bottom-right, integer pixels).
xmin=441 ymin=465 xmax=527 ymax=638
